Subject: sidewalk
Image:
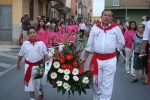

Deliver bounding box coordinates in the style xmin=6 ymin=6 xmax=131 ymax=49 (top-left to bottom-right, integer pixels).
xmin=0 ymin=45 xmax=21 ymax=53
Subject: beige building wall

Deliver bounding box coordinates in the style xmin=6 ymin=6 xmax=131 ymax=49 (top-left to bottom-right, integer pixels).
xmin=0 ymin=0 xmax=51 ymax=44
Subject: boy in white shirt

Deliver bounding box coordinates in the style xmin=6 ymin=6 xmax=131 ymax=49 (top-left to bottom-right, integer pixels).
xmin=17 ymin=26 xmax=50 ymax=100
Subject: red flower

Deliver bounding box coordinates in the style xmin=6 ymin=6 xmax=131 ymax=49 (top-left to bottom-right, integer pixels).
xmin=59 ymin=57 xmax=65 ymax=63
xmin=73 ymin=60 xmax=78 ymax=67
xmin=78 ymin=67 xmax=84 ymax=74
xmin=67 ymin=64 xmax=74 ymax=72
xmin=55 ymin=50 xmax=60 ymax=57
xmin=66 ymin=54 xmax=73 ymax=60
xmin=61 ymin=64 xmax=67 ymax=69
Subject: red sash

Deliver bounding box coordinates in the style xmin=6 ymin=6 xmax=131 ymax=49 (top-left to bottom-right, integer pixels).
xmin=24 ymin=60 xmax=42 ymax=86
xmin=147 ymin=45 xmax=150 ymax=85
xmin=89 ymin=52 xmax=116 ymax=86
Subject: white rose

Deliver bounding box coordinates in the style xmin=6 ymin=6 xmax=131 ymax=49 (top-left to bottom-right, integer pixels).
xmin=53 ymin=62 xmax=60 ymax=69
xmin=64 ymin=74 xmax=70 ymax=81
xmin=66 ymin=85 xmax=71 ymax=91
xmin=39 ymin=69 xmax=44 ymax=75
xmin=82 ymin=77 xmax=89 ymax=84
xmin=63 ymin=83 xmax=69 ymax=89
xmin=73 ymin=76 xmax=79 ymax=81
xmin=64 ymin=69 xmax=70 ymax=75
xmin=56 ymin=81 xmax=63 ymax=87
xmin=72 ymin=68 xmax=79 ymax=75
xmin=58 ymin=68 xmax=64 ymax=73
xmin=50 ymin=72 xmax=57 ymax=79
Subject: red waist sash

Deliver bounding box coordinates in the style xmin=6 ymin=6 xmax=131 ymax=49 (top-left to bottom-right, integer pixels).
xmin=89 ymin=52 xmax=116 ymax=75
xmin=24 ymin=59 xmax=42 ymax=86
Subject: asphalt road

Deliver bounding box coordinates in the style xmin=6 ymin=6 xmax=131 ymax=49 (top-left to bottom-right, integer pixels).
xmin=0 ymin=51 xmax=150 ymax=100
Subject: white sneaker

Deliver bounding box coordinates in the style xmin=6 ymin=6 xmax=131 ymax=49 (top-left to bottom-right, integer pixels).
xmin=131 ymin=73 xmax=135 ymax=77
xmin=30 ymin=98 xmax=35 ymax=100
xmin=126 ymin=70 xmax=130 ymax=74
xmin=93 ymin=94 xmax=100 ymax=100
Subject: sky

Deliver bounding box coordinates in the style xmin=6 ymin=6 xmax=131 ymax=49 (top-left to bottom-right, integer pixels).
xmin=93 ymin=0 xmax=104 ymax=16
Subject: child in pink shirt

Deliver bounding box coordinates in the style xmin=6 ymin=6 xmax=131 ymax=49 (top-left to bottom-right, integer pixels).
xmin=66 ymin=21 xmax=74 ymax=36
xmin=37 ymin=18 xmax=50 ymax=48
xmin=68 ymin=30 xmax=76 ymax=50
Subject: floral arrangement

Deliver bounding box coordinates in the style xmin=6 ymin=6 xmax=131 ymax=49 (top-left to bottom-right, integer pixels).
xmin=35 ymin=41 xmax=92 ymax=97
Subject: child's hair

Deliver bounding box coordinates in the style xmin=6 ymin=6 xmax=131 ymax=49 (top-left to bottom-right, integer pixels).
xmin=37 ymin=18 xmax=46 ymax=31
xmin=62 ymin=27 xmax=66 ymax=32
xmin=72 ymin=30 xmax=75 ymax=33
xmin=27 ymin=26 xmax=38 ymax=35
xmin=49 ymin=24 xmax=55 ymax=31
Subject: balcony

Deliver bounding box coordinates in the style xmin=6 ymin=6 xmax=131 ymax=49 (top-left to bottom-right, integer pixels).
xmin=51 ymin=0 xmax=66 ymax=12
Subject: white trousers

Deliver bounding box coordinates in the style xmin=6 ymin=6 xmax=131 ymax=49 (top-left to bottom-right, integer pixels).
xmin=91 ymin=57 xmax=116 ymax=100
xmin=23 ymin=31 xmax=28 ymax=42
xmin=24 ymin=64 xmax=41 ymax=92
xmin=125 ymin=48 xmax=134 ymax=74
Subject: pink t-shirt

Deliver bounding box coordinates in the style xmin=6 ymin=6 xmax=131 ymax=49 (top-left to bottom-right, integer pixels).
xmin=72 ymin=25 xmax=79 ymax=33
xmin=49 ymin=31 xmax=57 ymax=44
xmin=38 ymin=29 xmax=50 ymax=48
xmin=57 ymin=33 xmax=68 ymax=43
xmin=66 ymin=25 xmax=74 ymax=35
xmin=58 ymin=26 xmax=62 ymax=33
xmin=124 ymin=30 xmax=138 ymax=48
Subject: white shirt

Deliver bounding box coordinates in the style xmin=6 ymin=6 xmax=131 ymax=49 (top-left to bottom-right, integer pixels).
xmin=142 ymin=21 xmax=147 ymax=26
xmin=143 ymin=20 xmax=150 ymax=43
xmin=85 ymin=25 xmax=125 ymax=54
xmin=79 ymin=23 xmax=86 ymax=30
xmin=19 ymin=41 xmax=48 ymax=63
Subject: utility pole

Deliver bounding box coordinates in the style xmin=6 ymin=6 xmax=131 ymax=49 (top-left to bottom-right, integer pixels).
xmin=125 ymin=0 xmax=128 ymax=19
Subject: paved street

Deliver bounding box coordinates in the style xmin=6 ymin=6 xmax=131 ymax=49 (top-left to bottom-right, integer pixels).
xmin=0 ymin=51 xmax=150 ymax=100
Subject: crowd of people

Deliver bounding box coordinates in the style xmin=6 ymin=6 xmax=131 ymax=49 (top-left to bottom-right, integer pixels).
xmin=113 ymin=16 xmax=148 ymax=84
xmin=17 ymin=11 xmax=150 ymax=100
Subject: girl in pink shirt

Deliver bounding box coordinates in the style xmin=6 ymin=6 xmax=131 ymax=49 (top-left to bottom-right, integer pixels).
xmin=58 ymin=27 xmax=68 ymax=43
xmin=68 ymin=30 xmax=76 ymax=50
xmin=57 ymin=21 xmax=62 ymax=33
xmin=72 ymin=21 xmax=79 ymax=33
xmin=48 ymin=24 xmax=56 ymax=47
xmin=66 ymin=21 xmax=74 ymax=36
xmin=37 ymin=18 xmax=50 ymax=48
xmin=124 ymin=21 xmax=138 ymax=75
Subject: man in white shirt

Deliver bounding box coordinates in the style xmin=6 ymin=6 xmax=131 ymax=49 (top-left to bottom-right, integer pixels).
xmin=81 ymin=9 xmax=125 ymax=100
xmin=79 ymin=19 xmax=86 ymax=38
xmin=141 ymin=16 xmax=147 ymax=26
xmin=141 ymin=20 xmax=150 ymax=85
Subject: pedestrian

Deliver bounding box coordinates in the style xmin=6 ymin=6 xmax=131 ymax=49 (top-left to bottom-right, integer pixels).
xmin=17 ymin=26 xmax=50 ymax=100
xmin=48 ymin=24 xmax=56 ymax=47
xmin=66 ymin=21 xmax=73 ymax=36
xmin=37 ymin=18 xmax=50 ymax=48
xmin=22 ymin=13 xmax=31 ymax=42
xmin=68 ymin=30 xmax=76 ymax=50
xmin=140 ymin=20 xmax=150 ymax=85
xmin=79 ymin=19 xmax=86 ymax=38
xmin=57 ymin=21 xmax=62 ymax=33
xmin=141 ymin=16 xmax=147 ymax=26
xmin=124 ymin=21 xmax=138 ymax=76
xmin=116 ymin=19 xmax=124 ymax=62
xmin=130 ymin=24 xmax=146 ymax=83
xmin=72 ymin=21 xmax=79 ymax=33
xmin=33 ymin=16 xmax=41 ymax=28
xmin=81 ymin=9 xmax=125 ymax=100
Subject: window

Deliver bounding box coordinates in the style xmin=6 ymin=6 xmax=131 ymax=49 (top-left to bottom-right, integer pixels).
xmin=113 ymin=0 xmax=120 ymax=6
xmin=30 ymin=0 xmax=34 ymax=20
xmin=46 ymin=4 xmax=48 ymax=17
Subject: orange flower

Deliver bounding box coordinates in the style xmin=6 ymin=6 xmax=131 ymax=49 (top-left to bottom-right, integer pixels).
xmin=73 ymin=60 xmax=78 ymax=67
xmin=61 ymin=64 xmax=67 ymax=69
xmin=78 ymin=67 xmax=84 ymax=74
xmin=66 ymin=54 xmax=73 ymax=60
xmin=59 ymin=57 xmax=65 ymax=63
xmin=67 ymin=64 xmax=74 ymax=72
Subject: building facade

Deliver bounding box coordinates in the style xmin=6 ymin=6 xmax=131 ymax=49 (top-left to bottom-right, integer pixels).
xmin=105 ymin=0 xmax=149 ymax=24
xmin=0 ymin=0 xmax=51 ymax=44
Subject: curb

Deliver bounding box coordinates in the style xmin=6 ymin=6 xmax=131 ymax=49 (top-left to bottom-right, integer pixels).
xmin=0 ymin=50 xmax=20 ymax=53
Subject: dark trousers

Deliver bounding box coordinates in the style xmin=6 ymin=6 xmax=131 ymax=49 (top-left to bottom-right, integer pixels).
xmin=80 ymin=29 xmax=84 ymax=38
